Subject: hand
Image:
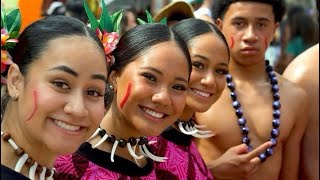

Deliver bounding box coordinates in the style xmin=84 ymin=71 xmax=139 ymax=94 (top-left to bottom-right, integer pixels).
xmin=208 ymin=141 xmax=272 ymax=180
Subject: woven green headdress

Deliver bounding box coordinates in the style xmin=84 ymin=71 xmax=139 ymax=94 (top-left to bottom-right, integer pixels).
xmin=1 ymin=7 xmax=21 ymax=84
xmin=137 ymin=10 xmax=167 ymax=25
xmin=84 ymin=1 xmax=123 ymax=65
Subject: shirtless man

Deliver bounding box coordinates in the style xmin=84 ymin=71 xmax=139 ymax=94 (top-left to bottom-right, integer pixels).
xmin=195 ymin=1 xmax=309 ymax=179
xmin=283 ymin=43 xmax=319 ymax=180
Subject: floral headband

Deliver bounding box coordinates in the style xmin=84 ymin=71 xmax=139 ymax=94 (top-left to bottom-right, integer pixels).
xmin=1 ymin=7 xmax=21 ymax=84
xmin=84 ymin=1 xmax=122 ymax=66
xmin=137 ymin=10 xmax=167 ymax=25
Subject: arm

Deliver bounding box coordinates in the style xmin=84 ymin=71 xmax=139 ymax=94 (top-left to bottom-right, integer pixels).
xmin=279 ymin=89 xmax=309 ymax=180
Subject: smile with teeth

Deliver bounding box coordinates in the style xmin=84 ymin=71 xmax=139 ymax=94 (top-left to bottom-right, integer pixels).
xmin=192 ymin=89 xmax=211 ymax=98
xmin=141 ymin=107 xmax=165 ymax=119
xmin=54 ymin=119 xmax=80 ymax=131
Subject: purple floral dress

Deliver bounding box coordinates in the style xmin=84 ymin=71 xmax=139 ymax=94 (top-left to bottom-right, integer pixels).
xmin=149 ymin=126 xmax=214 ymax=180
xmin=54 ymin=142 xmax=156 ymax=180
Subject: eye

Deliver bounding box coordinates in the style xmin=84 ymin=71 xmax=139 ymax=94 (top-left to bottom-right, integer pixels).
xmin=217 ymin=69 xmax=229 ymax=75
xmin=52 ymin=80 xmax=70 ymax=89
xmin=142 ymin=72 xmax=157 ymax=82
xmin=216 ymin=68 xmax=229 ymax=75
xmin=172 ymin=84 xmax=187 ymax=91
xmin=192 ymin=62 xmax=205 ymax=70
xmin=233 ymin=21 xmax=245 ymax=28
xmin=257 ymin=22 xmax=266 ymax=28
xmin=86 ymin=89 xmax=104 ymax=97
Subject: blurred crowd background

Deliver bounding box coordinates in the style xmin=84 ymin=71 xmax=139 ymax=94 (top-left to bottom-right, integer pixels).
xmin=2 ymin=0 xmax=319 ymax=74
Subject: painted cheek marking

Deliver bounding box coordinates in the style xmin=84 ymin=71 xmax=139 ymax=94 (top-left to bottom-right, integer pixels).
xmin=264 ymin=37 xmax=269 ymax=49
xmin=120 ymin=83 xmax=132 ymax=109
xmin=26 ymin=90 xmax=38 ymax=121
xmin=229 ymin=36 xmax=234 ymax=49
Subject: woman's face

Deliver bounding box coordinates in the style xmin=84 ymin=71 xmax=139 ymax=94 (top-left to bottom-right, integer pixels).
xmin=11 ymin=36 xmax=108 ymax=155
xmin=111 ymin=41 xmax=189 ymax=136
xmin=187 ymin=33 xmax=229 ymax=112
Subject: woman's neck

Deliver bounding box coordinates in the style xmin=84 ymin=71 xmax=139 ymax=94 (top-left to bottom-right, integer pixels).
xmin=178 ymin=105 xmax=195 ymax=122
xmin=1 ymin=109 xmax=56 ymax=168
xmin=88 ymin=104 xmax=148 ymax=165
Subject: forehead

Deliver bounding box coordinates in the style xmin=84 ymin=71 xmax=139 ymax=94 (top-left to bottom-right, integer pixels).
xmin=34 ymin=36 xmax=106 ymax=70
xmin=189 ymin=33 xmax=229 ymax=61
xmin=130 ymin=41 xmax=189 ymax=73
xmin=224 ymin=1 xmax=275 ymax=22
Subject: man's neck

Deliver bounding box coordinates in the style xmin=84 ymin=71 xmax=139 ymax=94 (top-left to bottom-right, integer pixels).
xmin=228 ymin=58 xmax=269 ymax=82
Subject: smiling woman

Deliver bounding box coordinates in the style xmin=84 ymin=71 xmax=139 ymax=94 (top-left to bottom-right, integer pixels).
xmin=1 ymin=15 xmax=108 ymax=179
xmin=54 ymin=23 xmax=193 ymax=179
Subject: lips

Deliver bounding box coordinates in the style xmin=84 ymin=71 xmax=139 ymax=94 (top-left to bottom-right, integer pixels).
xmin=140 ymin=106 xmax=168 ymax=119
xmin=52 ymin=118 xmax=82 ymax=131
xmin=241 ymin=47 xmax=259 ymax=51
xmin=191 ymin=88 xmax=212 ymax=98
xmin=240 ymin=47 xmax=259 ymax=55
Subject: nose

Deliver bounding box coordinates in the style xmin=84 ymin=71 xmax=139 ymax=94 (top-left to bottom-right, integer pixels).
xmin=200 ymin=72 xmax=216 ymax=88
xmin=243 ymin=25 xmax=258 ymax=43
xmin=64 ymin=92 xmax=89 ymax=118
xmin=151 ymin=87 xmax=171 ymax=106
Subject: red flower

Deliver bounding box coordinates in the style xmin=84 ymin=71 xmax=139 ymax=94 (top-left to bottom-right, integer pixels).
xmin=96 ymin=29 xmax=119 ymax=66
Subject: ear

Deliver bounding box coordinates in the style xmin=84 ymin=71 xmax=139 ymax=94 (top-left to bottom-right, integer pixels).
xmin=274 ymin=22 xmax=279 ymax=34
xmin=6 ymin=63 xmax=24 ymax=99
xmin=108 ymin=71 xmax=118 ymax=92
xmin=270 ymin=22 xmax=280 ymax=43
xmin=215 ymin=18 xmax=223 ymax=30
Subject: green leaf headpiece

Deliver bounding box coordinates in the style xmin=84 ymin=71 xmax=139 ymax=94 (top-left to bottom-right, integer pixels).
xmin=137 ymin=10 xmax=167 ymax=25
xmin=84 ymin=1 xmax=123 ymax=66
xmin=1 ymin=7 xmax=21 ymax=84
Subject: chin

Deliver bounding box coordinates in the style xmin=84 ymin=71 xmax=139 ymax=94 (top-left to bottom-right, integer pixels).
xmin=52 ymin=142 xmax=81 ymax=155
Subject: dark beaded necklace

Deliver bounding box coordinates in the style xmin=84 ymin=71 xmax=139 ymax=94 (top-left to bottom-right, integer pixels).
xmin=225 ymin=60 xmax=281 ymax=162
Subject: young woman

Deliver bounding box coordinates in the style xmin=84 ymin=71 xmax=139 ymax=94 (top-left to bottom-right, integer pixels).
xmin=54 ymin=23 xmax=193 ymax=179
xmin=1 ymin=15 xmax=108 ymax=179
xmin=149 ymin=18 xmax=230 ymax=179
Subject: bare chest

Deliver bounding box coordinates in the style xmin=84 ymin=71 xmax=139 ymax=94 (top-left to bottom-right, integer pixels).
xmin=206 ymin=92 xmax=295 ymax=152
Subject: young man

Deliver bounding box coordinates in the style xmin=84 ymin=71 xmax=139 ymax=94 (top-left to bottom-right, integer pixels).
xmin=195 ymin=1 xmax=308 ymax=179
xmin=283 ymin=43 xmax=319 ymax=180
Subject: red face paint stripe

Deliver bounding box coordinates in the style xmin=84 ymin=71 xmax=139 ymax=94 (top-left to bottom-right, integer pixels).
xmin=229 ymin=36 xmax=234 ymax=49
xmin=120 ymin=83 xmax=131 ymax=109
xmin=26 ymin=91 xmax=37 ymax=121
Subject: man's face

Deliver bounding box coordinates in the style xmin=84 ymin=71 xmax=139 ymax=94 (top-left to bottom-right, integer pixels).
xmin=217 ymin=2 xmax=278 ymax=64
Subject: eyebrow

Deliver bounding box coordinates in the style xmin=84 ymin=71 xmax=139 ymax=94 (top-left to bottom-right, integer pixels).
xmin=193 ymin=54 xmax=228 ymax=67
xmin=232 ymin=17 xmax=271 ymax=22
xmin=193 ymin=54 xmax=209 ymax=62
xmin=49 ymin=65 xmax=107 ymax=83
xmin=49 ymin=65 xmax=78 ymax=77
xmin=91 ymin=74 xmax=108 ymax=84
xmin=141 ymin=66 xmax=188 ymax=83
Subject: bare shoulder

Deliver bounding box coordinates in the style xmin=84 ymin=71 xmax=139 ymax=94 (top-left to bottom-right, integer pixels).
xmin=277 ymin=74 xmax=308 ymax=111
xmin=283 ymin=43 xmax=319 ymax=83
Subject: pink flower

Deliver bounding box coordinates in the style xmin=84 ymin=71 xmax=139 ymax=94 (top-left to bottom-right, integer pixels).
xmin=96 ymin=29 xmax=119 ymax=66
xmin=1 ymin=28 xmax=18 ymax=46
xmin=1 ymin=28 xmax=18 ymax=84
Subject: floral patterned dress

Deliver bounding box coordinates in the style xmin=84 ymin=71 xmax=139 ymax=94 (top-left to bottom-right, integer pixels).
xmin=54 ymin=142 xmax=156 ymax=180
xmin=149 ymin=126 xmax=214 ymax=180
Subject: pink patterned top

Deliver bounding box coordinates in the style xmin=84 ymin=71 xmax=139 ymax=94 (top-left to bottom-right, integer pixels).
xmin=149 ymin=126 xmax=214 ymax=180
xmin=54 ymin=142 xmax=156 ymax=179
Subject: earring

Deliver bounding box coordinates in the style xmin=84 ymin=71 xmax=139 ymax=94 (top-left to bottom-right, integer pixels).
xmin=12 ymin=94 xmax=19 ymax=101
xmin=108 ymin=84 xmax=114 ymax=91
